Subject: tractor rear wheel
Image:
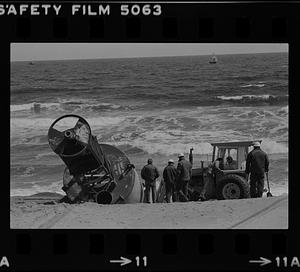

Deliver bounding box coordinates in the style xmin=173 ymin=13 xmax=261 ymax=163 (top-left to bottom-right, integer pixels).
xmin=216 ymin=174 xmax=250 ymax=200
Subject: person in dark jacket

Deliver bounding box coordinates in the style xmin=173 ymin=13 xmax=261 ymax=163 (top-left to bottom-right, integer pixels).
xmin=163 ymin=159 xmax=178 ymax=203
xmin=176 ymin=153 xmax=192 ymax=202
xmin=141 ymin=158 xmax=159 ymax=203
xmin=245 ymin=141 xmax=269 ymax=198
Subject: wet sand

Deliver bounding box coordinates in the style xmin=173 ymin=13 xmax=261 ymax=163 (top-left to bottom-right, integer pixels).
xmin=10 ymin=194 xmax=288 ymax=229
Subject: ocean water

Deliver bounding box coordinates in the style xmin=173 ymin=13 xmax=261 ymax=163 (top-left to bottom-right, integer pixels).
xmin=10 ymin=52 xmax=288 ymax=196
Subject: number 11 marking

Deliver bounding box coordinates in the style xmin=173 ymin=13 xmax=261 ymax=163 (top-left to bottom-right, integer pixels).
xmin=135 ymin=256 xmax=147 ymax=267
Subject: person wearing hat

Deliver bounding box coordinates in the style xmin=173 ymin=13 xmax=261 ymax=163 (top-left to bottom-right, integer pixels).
xmin=176 ymin=153 xmax=192 ymax=202
xmin=163 ymin=159 xmax=178 ymax=203
xmin=245 ymin=141 xmax=269 ymax=198
xmin=141 ymin=158 xmax=160 ymax=203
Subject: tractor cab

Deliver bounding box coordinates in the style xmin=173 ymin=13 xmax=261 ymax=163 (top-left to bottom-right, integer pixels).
xmin=211 ymin=140 xmax=262 ymax=173
xmin=189 ymin=140 xmax=262 ymax=200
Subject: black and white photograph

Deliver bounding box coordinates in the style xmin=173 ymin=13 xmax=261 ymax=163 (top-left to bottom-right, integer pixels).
xmin=10 ymin=43 xmax=288 ymax=229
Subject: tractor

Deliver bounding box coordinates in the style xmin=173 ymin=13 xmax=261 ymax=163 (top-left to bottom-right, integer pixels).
xmin=188 ymin=140 xmax=262 ymax=200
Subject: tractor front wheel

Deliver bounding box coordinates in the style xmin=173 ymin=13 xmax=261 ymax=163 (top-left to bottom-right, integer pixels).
xmin=216 ymin=174 xmax=250 ymax=200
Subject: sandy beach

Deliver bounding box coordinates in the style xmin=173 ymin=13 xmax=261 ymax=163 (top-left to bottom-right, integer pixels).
xmin=10 ymin=193 xmax=288 ymax=229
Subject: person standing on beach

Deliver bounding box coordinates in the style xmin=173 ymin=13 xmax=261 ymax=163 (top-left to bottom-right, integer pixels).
xmin=245 ymin=141 xmax=269 ymax=198
xmin=141 ymin=158 xmax=159 ymax=203
xmin=176 ymin=153 xmax=192 ymax=202
xmin=163 ymin=159 xmax=178 ymax=203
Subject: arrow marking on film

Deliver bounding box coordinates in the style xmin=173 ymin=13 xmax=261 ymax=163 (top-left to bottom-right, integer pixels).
xmin=249 ymin=257 xmax=272 ymax=266
xmin=110 ymin=257 xmax=132 ymax=266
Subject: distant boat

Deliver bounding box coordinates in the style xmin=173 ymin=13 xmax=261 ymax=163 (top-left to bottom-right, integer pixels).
xmin=29 ymin=61 xmax=34 ymax=65
xmin=209 ymin=55 xmax=217 ymax=64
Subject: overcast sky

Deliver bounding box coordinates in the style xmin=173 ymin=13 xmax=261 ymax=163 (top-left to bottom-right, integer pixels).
xmin=11 ymin=43 xmax=288 ymax=61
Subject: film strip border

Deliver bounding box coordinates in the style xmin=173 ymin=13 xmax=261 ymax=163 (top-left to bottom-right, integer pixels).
xmin=2 ymin=0 xmax=299 ymax=271
xmin=5 ymin=231 xmax=298 ymax=270
xmin=0 ymin=2 xmax=298 ymax=41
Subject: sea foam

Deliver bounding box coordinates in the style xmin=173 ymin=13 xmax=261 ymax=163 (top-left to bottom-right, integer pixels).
xmin=10 ymin=102 xmax=60 ymax=112
xmin=10 ymin=180 xmax=64 ymax=197
xmin=106 ymin=138 xmax=288 ymax=156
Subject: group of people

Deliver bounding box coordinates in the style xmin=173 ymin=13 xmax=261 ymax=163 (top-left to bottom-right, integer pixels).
xmin=141 ymin=153 xmax=192 ymax=203
xmin=140 ymin=141 xmax=270 ymax=203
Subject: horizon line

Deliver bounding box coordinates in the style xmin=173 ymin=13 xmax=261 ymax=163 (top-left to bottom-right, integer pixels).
xmin=11 ymin=51 xmax=287 ymax=62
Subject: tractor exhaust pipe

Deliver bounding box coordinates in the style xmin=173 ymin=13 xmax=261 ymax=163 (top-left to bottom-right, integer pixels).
xmin=95 ymin=191 xmax=113 ymax=204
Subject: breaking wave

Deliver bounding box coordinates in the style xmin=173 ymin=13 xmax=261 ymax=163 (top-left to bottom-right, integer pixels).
xmin=10 ymin=94 xmax=288 ymax=116
xmin=10 ymin=100 xmax=126 ymax=113
xmin=10 ymin=116 xmax=125 ymax=130
xmin=10 ymin=102 xmax=60 ymax=112
xmin=216 ymin=94 xmax=288 ymax=105
xmin=111 ymin=138 xmax=288 ymax=156
xmin=240 ymin=83 xmax=266 ymax=88
xmin=10 ymin=180 xmax=64 ymax=196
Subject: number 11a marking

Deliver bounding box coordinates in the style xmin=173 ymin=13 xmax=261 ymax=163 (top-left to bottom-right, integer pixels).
xmin=135 ymin=256 xmax=147 ymax=267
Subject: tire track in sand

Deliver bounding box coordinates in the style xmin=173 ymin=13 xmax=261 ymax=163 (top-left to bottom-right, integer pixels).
xmin=228 ymin=195 xmax=288 ymax=229
xmin=34 ymin=205 xmax=74 ymax=229
xmin=32 ymin=195 xmax=287 ymax=229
